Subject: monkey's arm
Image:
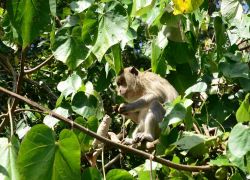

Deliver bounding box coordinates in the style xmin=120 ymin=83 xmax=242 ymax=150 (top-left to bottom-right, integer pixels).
xmin=119 ymin=94 xmax=157 ymax=113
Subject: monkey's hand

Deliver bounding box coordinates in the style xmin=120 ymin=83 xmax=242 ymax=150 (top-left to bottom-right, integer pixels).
xmin=121 ymin=138 xmax=133 ymax=145
xmin=134 ymin=133 xmax=154 ymax=143
xmin=118 ymin=103 xmax=130 ymax=114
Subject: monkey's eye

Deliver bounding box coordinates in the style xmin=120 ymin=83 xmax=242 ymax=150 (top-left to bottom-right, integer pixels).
xmin=117 ymin=78 xmax=126 ymax=86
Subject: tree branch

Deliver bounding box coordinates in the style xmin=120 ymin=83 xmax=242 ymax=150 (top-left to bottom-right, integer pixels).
xmin=239 ymin=44 xmax=250 ymax=51
xmin=24 ymin=78 xmax=58 ymax=103
xmin=11 ymin=48 xmax=27 ymax=111
xmin=0 ymin=86 xmax=213 ymax=172
xmin=24 ymin=55 xmax=54 ymax=74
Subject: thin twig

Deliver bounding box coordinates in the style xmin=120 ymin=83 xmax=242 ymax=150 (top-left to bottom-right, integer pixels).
xmin=24 ymin=55 xmax=54 ymax=74
xmin=104 ymin=154 xmax=121 ymax=170
xmin=102 ymin=147 xmax=106 ymax=180
xmin=11 ymin=48 xmax=27 ymax=111
xmin=0 ymin=86 xmax=213 ymax=172
xmin=24 ymin=78 xmax=58 ymax=103
xmin=7 ymin=98 xmax=14 ymax=137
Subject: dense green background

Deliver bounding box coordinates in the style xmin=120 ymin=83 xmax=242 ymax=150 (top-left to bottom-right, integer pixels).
xmin=0 ymin=0 xmax=250 ymax=179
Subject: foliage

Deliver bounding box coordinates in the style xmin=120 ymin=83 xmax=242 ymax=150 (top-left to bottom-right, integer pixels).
xmin=0 ymin=0 xmax=250 ymax=179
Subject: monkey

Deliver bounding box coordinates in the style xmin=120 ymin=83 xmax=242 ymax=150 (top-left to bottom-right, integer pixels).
xmin=116 ymin=67 xmax=178 ymax=145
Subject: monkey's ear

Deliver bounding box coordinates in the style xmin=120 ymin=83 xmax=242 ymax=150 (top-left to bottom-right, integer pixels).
xmin=130 ymin=67 xmax=139 ymax=76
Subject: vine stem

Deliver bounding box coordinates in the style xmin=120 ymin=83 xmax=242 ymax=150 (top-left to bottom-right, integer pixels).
xmin=0 ymin=86 xmax=213 ymax=172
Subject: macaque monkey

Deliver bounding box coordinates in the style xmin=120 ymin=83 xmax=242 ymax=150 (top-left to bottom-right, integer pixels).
xmin=116 ymin=67 xmax=178 ymax=145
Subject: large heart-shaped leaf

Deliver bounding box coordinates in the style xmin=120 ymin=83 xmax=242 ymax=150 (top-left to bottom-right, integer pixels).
xmin=17 ymin=125 xmax=81 ymax=180
xmin=52 ymin=31 xmax=90 ymax=69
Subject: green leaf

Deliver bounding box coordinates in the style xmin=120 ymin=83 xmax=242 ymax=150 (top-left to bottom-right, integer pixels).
xmin=184 ymin=82 xmax=207 ymax=97
xmin=74 ymin=117 xmax=98 ymax=153
xmin=167 ymin=64 xmax=198 ymax=95
xmin=17 ymin=125 xmax=81 ymax=180
xmin=6 ymin=0 xmax=50 ymax=48
xmin=112 ymin=44 xmax=123 ymax=74
xmin=106 ymin=169 xmax=134 ymax=180
xmin=57 ymin=74 xmax=82 ymax=98
xmin=236 ymin=94 xmax=250 ymax=122
xmin=52 ymin=30 xmax=90 ymax=69
xmin=92 ymin=2 xmax=133 ymax=61
xmin=219 ymin=61 xmax=249 ymax=79
xmin=174 ymin=133 xmax=205 ymax=151
xmin=0 ymin=165 xmax=9 ymax=178
xmin=221 ymin=0 xmax=243 ymax=22
xmin=82 ymin=167 xmax=102 ymax=180
xmin=49 ymin=0 xmax=57 ymax=16
xmin=228 ymin=123 xmax=250 ymax=158
xmin=131 ymin=0 xmax=156 ymax=16
xmin=214 ymin=17 xmax=227 ymax=58
xmin=0 ymin=137 xmax=20 ymax=180
xmin=151 ymin=26 xmax=168 ymax=75
xmin=163 ymin=103 xmax=186 ymax=126
xmin=43 ymin=107 xmax=70 ymax=128
xmin=81 ymin=6 xmax=98 ymax=44
xmin=72 ymin=92 xmax=98 ymax=118
xmin=239 ymin=78 xmax=250 ymax=92
xmin=70 ymin=0 xmax=94 ymax=13
xmin=209 ymin=156 xmax=232 ymax=166
xmin=53 ymin=130 xmax=81 ymax=180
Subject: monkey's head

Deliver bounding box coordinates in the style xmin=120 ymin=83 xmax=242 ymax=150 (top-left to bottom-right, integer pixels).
xmin=116 ymin=67 xmax=142 ymax=101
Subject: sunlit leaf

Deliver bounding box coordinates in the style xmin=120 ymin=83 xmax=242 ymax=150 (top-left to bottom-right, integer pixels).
xmin=173 ymin=0 xmax=204 ymax=15
xmin=184 ymin=82 xmax=207 ymax=97
xmin=151 ymin=26 xmax=168 ymax=75
xmin=6 ymin=0 xmax=50 ymax=48
xmin=131 ymin=0 xmax=156 ymax=16
xmin=209 ymin=156 xmax=232 ymax=166
xmin=236 ymin=94 xmax=250 ymax=122
xmin=49 ymin=0 xmax=57 ymax=16
xmin=70 ymin=0 xmax=94 ymax=13
xmin=43 ymin=107 xmax=70 ymax=128
xmin=112 ymin=44 xmax=123 ymax=75
xmin=221 ymin=0 xmax=243 ymax=22
xmin=0 ymin=137 xmax=20 ymax=180
xmin=57 ymin=74 xmax=82 ymax=98
xmin=228 ymin=123 xmax=250 ymax=158
xmin=52 ymin=29 xmax=90 ymax=69
xmin=92 ymin=2 xmax=135 ymax=61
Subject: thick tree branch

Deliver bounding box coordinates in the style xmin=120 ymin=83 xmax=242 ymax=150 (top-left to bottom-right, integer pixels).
xmin=0 ymin=86 xmax=213 ymax=172
xmin=24 ymin=55 xmax=54 ymax=74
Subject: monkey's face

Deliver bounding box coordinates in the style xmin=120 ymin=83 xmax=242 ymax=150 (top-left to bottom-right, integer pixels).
xmin=116 ymin=75 xmax=128 ymax=98
xmin=116 ymin=67 xmax=140 ymax=101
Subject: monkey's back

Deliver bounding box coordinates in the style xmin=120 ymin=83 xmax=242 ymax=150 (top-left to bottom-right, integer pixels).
xmin=141 ymin=71 xmax=178 ymax=103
